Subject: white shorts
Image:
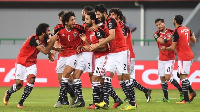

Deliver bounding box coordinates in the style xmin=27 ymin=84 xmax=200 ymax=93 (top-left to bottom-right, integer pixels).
xmin=178 ymin=60 xmax=193 ymax=75
xmin=75 ymin=52 xmax=94 ymax=73
xmin=15 ymin=64 xmax=37 ymax=80
xmin=105 ymin=50 xmax=130 ymax=75
xmin=93 ymin=55 xmax=108 ymax=77
xmin=56 ymin=54 xmax=78 ymax=73
xmin=158 ymin=60 xmax=175 ymax=77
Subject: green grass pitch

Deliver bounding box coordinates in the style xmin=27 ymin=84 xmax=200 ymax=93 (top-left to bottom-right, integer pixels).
xmin=0 ymin=87 xmax=199 ymax=112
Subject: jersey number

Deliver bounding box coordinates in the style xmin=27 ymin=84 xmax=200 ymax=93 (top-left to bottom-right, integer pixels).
xmin=185 ymin=33 xmax=189 ymax=45
xmin=68 ymin=35 xmax=70 ymax=41
xmin=124 ymin=64 xmax=127 ymax=70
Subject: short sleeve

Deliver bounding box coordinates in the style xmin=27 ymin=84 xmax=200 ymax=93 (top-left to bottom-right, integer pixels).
xmin=173 ymin=30 xmax=179 ymax=42
xmin=95 ymin=28 xmax=105 ymax=39
xmin=29 ymin=36 xmax=40 ymax=47
xmin=108 ymin=18 xmax=117 ymax=30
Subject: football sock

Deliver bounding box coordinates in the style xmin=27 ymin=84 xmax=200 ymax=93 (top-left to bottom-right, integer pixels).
xmin=109 ymin=85 xmax=119 ymax=102
xmin=161 ymin=81 xmax=168 ymax=99
xmin=7 ymin=84 xmax=19 ymax=95
xmin=181 ymin=78 xmax=189 ymax=102
xmin=124 ymin=80 xmax=136 ymax=106
xmin=73 ymin=79 xmax=84 ymax=102
xmin=188 ymin=85 xmax=195 ymax=94
xmin=92 ymin=82 xmax=101 ymax=103
xmin=169 ymin=77 xmax=182 ymax=92
xmin=131 ymin=78 xmax=148 ymax=93
xmin=58 ymin=78 xmax=75 ymax=102
xmin=103 ymin=77 xmax=112 ymax=105
xmin=120 ymin=81 xmax=129 ymax=98
xmin=18 ymin=83 xmax=33 ymax=105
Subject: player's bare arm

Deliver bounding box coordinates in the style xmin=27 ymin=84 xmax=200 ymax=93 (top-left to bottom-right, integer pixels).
xmin=80 ymin=33 xmax=91 ymax=46
xmin=161 ymin=42 xmax=177 ymax=51
xmin=36 ymin=34 xmax=57 ymax=54
xmin=190 ymin=32 xmax=196 ymax=43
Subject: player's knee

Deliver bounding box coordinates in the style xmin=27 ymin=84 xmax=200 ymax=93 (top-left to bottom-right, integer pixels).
xmin=92 ymin=75 xmax=100 ymax=82
xmin=16 ymin=80 xmax=23 ymax=90
xmin=27 ymin=74 xmax=36 ymax=84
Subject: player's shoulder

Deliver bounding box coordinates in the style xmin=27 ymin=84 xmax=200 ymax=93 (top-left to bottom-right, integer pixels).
xmin=166 ymin=28 xmax=174 ymax=33
xmin=54 ymin=24 xmax=64 ymax=29
xmin=154 ymin=30 xmax=160 ymax=34
xmin=74 ymin=23 xmax=85 ymax=33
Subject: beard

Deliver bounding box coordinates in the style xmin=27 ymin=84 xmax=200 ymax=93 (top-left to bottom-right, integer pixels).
xmin=99 ymin=15 xmax=105 ymax=22
xmin=86 ymin=22 xmax=92 ymax=27
xmin=82 ymin=15 xmax=85 ymax=21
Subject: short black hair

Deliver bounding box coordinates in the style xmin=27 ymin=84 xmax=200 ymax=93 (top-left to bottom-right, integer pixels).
xmin=83 ymin=5 xmax=94 ymax=12
xmin=58 ymin=11 xmax=66 ymax=17
xmin=174 ymin=15 xmax=184 ymax=25
xmin=109 ymin=8 xmax=123 ymax=20
xmin=36 ymin=23 xmax=49 ymax=36
xmin=95 ymin=4 xmax=107 ymax=14
xmin=87 ymin=11 xmax=99 ymax=24
xmin=155 ymin=18 xmax=165 ymax=24
xmin=62 ymin=11 xmax=75 ymax=23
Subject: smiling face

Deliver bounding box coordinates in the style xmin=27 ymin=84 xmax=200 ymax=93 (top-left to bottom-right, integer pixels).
xmin=85 ymin=14 xmax=92 ymax=27
xmin=65 ymin=16 xmax=76 ymax=28
xmin=95 ymin=11 xmax=105 ymax=22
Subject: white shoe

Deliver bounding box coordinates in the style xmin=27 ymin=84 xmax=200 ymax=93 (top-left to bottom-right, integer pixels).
xmin=54 ymin=101 xmax=62 ymax=108
xmin=69 ymin=94 xmax=77 ymax=107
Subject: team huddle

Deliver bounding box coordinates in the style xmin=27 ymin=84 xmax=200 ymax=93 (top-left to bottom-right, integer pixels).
xmin=2 ymin=4 xmax=196 ymax=110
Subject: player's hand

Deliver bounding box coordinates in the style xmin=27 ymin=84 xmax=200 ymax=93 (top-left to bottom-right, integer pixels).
xmin=56 ymin=46 xmax=65 ymax=53
xmin=82 ymin=45 xmax=89 ymax=51
xmin=79 ymin=33 xmax=87 ymax=42
xmin=89 ymin=43 xmax=99 ymax=51
xmin=77 ymin=45 xmax=82 ymax=53
xmin=160 ymin=46 xmax=166 ymax=51
xmin=48 ymin=53 xmax=55 ymax=62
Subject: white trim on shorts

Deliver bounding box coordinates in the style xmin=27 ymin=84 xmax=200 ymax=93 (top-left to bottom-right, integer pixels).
xmin=178 ymin=60 xmax=193 ymax=75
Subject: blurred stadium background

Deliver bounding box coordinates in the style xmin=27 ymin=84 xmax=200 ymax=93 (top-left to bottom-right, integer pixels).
xmin=0 ymin=0 xmax=199 ymax=89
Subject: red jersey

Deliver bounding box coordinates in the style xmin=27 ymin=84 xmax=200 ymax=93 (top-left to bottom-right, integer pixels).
xmin=53 ymin=24 xmax=64 ymax=59
xmin=90 ymin=27 xmax=109 ymax=59
xmin=173 ymin=26 xmax=194 ymax=61
xmin=16 ymin=35 xmax=46 ymax=67
xmin=154 ymin=29 xmax=175 ymax=61
xmin=119 ymin=21 xmax=135 ymax=58
xmin=57 ymin=24 xmax=84 ymax=57
xmin=104 ymin=17 xmax=128 ymax=53
xmin=82 ymin=23 xmax=92 ymax=52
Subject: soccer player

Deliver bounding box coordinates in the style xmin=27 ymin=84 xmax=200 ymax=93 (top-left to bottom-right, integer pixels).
xmin=89 ymin=4 xmax=137 ymax=110
xmin=54 ymin=11 xmax=84 ymax=107
xmin=70 ymin=6 xmax=94 ymax=108
xmin=154 ymin=18 xmax=184 ymax=102
xmin=52 ymin=11 xmax=71 ymax=106
xmin=3 ymin=23 xmax=58 ymax=108
xmin=82 ymin=11 xmax=123 ymax=109
xmin=109 ymin=8 xmax=152 ymax=103
xmin=161 ymin=15 xmax=196 ymax=103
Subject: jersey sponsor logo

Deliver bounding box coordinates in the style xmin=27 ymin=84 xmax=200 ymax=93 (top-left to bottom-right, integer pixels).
xmin=62 ymin=34 xmax=65 ymax=36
